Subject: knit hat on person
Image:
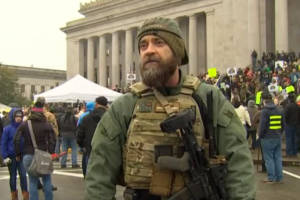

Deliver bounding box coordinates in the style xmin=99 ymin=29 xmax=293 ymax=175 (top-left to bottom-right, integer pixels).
xmin=95 ymin=96 xmax=108 ymax=106
xmin=137 ymin=17 xmax=188 ymax=65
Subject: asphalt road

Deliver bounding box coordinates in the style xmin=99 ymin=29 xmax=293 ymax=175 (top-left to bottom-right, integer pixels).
xmin=0 ymin=157 xmax=299 ymax=200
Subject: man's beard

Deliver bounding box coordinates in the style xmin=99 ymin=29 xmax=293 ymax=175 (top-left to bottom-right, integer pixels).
xmin=140 ymin=55 xmax=179 ymax=88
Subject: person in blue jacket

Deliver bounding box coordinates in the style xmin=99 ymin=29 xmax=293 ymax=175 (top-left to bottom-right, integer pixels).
xmin=1 ymin=108 xmax=28 ymax=200
xmin=76 ymin=101 xmax=95 ymax=173
xmin=76 ymin=101 xmax=95 ymax=126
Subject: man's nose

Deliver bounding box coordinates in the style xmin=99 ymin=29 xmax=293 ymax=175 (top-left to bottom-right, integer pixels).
xmin=144 ymin=42 xmax=156 ymax=55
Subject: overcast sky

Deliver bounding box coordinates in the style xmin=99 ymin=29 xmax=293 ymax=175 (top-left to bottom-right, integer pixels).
xmin=0 ymin=0 xmax=90 ymax=70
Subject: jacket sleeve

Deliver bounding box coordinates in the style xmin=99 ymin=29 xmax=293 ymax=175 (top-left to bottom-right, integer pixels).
xmin=84 ymin=94 xmax=137 ymax=200
xmin=196 ymin=84 xmax=256 ymax=200
xmin=245 ymin=109 xmax=251 ymax=127
xmin=258 ymin=110 xmax=268 ymax=138
xmin=76 ymin=119 xmax=86 ymax=148
xmin=281 ymin=111 xmax=285 ymax=131
xmin=1 ymin=127 xmax=8 ymax=158
xmin=47 ymin=123 xmax=56 ymax=154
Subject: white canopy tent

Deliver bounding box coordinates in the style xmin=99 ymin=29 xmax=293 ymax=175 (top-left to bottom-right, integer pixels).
xmin=0 ymin=103 xmax=11 ymax=113
xmin=34 ymin=75 xmax=122 ymax=103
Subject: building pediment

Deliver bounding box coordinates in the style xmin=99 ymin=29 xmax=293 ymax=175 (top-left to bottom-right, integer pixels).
xmin=61 ymin=0 xmax=214 ymax=34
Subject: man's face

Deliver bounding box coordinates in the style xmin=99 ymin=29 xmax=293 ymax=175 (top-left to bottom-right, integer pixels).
xmin=139 ymin=35 xmax=179 ymax=88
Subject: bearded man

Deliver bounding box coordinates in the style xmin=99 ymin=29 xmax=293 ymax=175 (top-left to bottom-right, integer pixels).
xmin=85 ymin=17 xmax=255 ymax=200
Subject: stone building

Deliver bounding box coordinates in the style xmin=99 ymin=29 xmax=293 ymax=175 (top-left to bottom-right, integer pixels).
xmin=1 ymin=64 xmax=66 ymax=100
xmin=61 ymin=0 xmax=300 ymax=88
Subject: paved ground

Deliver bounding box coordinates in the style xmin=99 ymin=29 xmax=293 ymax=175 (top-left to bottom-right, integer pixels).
xmin=0 ymin=155 xmax=300 ymax=200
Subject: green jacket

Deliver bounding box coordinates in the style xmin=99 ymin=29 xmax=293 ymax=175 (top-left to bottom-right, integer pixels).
xmin=85 ymin=75 xmax=256 ymax=200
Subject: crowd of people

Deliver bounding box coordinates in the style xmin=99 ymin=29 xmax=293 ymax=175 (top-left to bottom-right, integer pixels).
xmin=0 ymin=96 xmax=108 ymax=200
xmin=201 ymin=51 xmax=300 ymax=184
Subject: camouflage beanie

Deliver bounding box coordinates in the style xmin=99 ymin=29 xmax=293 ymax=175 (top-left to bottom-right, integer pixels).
xmin=137 ymin=17 xmax=188 ymax=65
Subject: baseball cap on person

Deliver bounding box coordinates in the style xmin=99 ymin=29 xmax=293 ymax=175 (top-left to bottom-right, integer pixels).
xmin=137 ymin=17 xmax=188 ymax=65
xmin=95 ymin=96 xmax=108 ymax=106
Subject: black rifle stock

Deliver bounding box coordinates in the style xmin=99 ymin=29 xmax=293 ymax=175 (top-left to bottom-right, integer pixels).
xmin=160 ymin=107 xmax=228 ymax=200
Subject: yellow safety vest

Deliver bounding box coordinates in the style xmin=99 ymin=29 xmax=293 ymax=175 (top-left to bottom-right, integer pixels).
xmin=256 ymin=91 xmax=262 ymax=105
xmin=286 ymin=85 xmax=295 ymax=93
xmin=269 ymin=115 xmax=282 ymax=130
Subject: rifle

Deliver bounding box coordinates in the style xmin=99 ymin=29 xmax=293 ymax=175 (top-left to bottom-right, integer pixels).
xmin=159 ymin=107 xmax=228 ymax=200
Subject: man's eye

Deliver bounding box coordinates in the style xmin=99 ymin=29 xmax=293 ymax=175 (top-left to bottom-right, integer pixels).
xmin=155 ymin=39 xmax=165 ymax=46
xmin=139 ymin=43 xmax=147 ymax=50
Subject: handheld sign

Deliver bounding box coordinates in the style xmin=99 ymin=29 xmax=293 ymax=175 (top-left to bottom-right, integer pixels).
xmin=208 ymin=68 xmax=217 ymax=78
xmin=126 ymin=73 xmax=136 ymax=81
xmin=227 ymin=67 xmax=237 ymax=76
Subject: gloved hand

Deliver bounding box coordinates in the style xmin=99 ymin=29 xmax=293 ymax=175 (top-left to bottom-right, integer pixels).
xmin=3 ymin=158 xmax=12 ymax=165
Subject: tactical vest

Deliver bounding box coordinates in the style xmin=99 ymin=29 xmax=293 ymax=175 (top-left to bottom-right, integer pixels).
xmin=123 ymin=75 xmax=205 ymax=191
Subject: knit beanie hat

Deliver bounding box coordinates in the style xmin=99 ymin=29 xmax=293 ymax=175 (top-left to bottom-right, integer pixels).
xmin=137 ymin=17 xmax=188 ymax=65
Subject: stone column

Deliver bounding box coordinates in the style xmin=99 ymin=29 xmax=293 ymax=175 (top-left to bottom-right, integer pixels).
xmin=125 ymin=28 xmax=133 ymax=84
xmin=112 ymin=31 xmax=120 ymax=87
xmin=248 ymin=0 xmax=261 ymax=58
xmin=99 ymin=35 xmax=107 ymax=86
xmin=25 ymin=84 xmax=31 ymax=100
xmin=206 ymin=10 xmax=215 ymax=70
xmin=275 ymin=0 xmax=288 ymax=52
xmin=189 ymin=14 xmax=197 ymax=76
xmin=78 ymin=40 xmax=85 ymax=76
xmin=87 ymin=37 xmax=95 ymax=81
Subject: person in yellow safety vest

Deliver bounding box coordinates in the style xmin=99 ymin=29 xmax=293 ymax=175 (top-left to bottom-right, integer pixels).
xmin=259 ymin=92 xmax=285 ymax=183
xmin=282 ymin=82 xmax=295 ymax=100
